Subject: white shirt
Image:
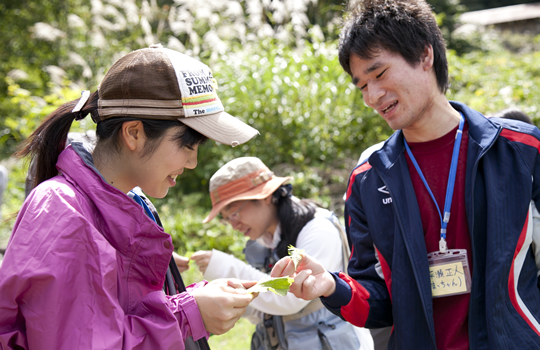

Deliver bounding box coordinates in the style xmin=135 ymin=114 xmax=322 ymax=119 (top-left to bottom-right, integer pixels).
xmin=203 ymin=209 xmax=343 ymax=315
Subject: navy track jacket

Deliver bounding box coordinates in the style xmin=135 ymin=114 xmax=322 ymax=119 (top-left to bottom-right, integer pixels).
xmin=322 ymin=101 xmax=540 ymax=349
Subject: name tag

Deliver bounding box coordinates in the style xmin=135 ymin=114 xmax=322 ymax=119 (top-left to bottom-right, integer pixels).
xmin=429 ymin=261 xmax=468 ymax=297
xmin=427 ymin=249 xmax=471 ymax=298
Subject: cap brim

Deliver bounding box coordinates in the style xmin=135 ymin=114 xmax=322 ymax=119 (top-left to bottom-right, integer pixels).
xmin=178 ymin=111 xmax=259 ymax=146
xmin=203 ymin=176 xmax=291 ymax=223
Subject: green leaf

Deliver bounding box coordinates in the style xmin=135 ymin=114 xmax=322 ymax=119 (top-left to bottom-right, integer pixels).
xmin=246 ymin=277 xmax=294 ymax=296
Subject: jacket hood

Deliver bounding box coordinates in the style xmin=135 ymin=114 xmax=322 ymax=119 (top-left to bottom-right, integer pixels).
xmin=55 ymin=143 xmax=173 ymax=268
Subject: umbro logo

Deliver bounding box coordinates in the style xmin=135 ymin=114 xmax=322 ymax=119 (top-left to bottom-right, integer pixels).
xmin=378 ymin=186 xmax=390 ymax=195
xmin=378 ymin=186 xmax=392 ymax=204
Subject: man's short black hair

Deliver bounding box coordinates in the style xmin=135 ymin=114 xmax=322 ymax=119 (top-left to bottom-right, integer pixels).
xmin=339 ymin=0 xmax=449 ymax=93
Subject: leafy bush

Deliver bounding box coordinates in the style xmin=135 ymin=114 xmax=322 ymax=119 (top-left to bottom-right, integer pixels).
xmin=161 ymin=38 xmax=391 ymax=206
xmin=3 ymin=0 xmax=540 ymax=260
xmin=5 ymin=35 xmax=540 ymax=256
xmin=447 ymin=47 xmax=540 ymax=120
xmin=158 ymin=193 xmax=247 ymax=257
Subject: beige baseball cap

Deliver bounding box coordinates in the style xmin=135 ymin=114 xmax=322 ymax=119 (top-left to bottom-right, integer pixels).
xmin=203 ymin=157 xmax=291 ymax=223
xmin=96 ymin=44 xmax=259 ymax=146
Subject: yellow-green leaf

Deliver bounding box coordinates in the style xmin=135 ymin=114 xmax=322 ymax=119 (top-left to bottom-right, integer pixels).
xmin=246 ymin=277 xmax=294 ymax=296
xmin=288 ymin=244 xmax=304 ymax=269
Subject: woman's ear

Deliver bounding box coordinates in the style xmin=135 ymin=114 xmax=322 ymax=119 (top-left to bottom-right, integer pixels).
xmin=263 ymin=194 xmax=274 ymax=205
xmin=121 ymin=121 xmax=146 ymax=152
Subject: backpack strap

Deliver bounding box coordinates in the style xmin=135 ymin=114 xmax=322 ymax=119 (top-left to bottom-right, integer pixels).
xmin=314 ymin=209 xmax=351 ymax=274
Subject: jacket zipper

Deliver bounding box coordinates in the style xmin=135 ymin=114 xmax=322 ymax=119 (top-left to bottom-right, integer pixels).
xmin=373 ymin=165 xmax=438 ymax=349
xmin=467 ymin=126 xmax=501 ymax=350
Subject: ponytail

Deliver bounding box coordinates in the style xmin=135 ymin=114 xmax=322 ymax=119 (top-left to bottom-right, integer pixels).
xmin=16 ymin=91 xmax=99 ymax=188
xmin=273 ymin=184 xmax=317 ymax=259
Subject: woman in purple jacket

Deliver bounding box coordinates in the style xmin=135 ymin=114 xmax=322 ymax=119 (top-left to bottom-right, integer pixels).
xmin=0 ymin=45 xmax=259 ymax=349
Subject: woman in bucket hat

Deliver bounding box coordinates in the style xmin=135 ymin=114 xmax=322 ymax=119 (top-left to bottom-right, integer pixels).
xmin=0 ymin=45 xmax=259 ymax=350
xmin=191 ymin=157 xmax=374 ymax=350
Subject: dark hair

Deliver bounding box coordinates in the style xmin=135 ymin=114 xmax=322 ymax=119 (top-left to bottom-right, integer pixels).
xmin=272 ymin=184 xmax=317 ymax=259
xmin=491 ymin=108 xmax=533 ymax=125
xmin=338 ymin=0 xmax=448 ymax=93
xmin=17 ymin=91 xmax=208 ymax=189
xmin=95 ymin=117 xmax=207 ymax=159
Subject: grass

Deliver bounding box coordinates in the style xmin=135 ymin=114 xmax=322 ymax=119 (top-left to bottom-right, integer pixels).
xmin=181 ymin=260 xmax=256 ymax=350
xmin=208 ymin=318 xmax=255 ymax=349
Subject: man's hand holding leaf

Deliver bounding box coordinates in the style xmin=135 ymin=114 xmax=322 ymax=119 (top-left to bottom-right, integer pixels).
xmin=270 ymin=249 xmax=336 ymax=301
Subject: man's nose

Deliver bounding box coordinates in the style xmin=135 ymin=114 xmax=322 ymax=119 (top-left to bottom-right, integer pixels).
xmin=366 ymin=82 xmax=385 ymax=107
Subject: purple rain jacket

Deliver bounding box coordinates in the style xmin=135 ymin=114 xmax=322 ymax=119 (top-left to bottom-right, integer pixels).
xmin=0 ymin=143 xmax=209 ymax=349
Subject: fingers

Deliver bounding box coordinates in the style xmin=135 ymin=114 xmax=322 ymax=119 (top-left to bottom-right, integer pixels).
xmin=299 ymin=274 xmax=318 ymax=298
xmin=190 ymin=251 xmax=211 ymax=273
xmin=228 ymin=289 xmax=256 ymax=306
xmin=270 ymin=257 xmax=296 ymax=277
xmin=239 ymin=280 xmax=258 ymax=289
xmin=173 ymin=252 xmax=190 ymax=273
xmin=227 ymin=278 xmax=247 ymax=290
xmin=212 ymin=313 xmax=243 ymax=335
xmin=229 ymin=280 xmax=260 ymax=301
xmin=232 ymin=293 xmax=256 ymax=308
xmin=222 ymin=280 xmax=257 ymax=307
xmin=288 ymin=269 xmax=313 ymax=298
xmin=173 ymin=252 xmax=189 ymax=264
xmin=190 ymin=250 xmax=211 ymax=261
xmin=192 ymin=282 xmax=255 ymax=335
xmin=208 ymin=279 xmax=255 ymax=300
xmin=213 ymin=283 xmax=255 ymax=307
xmin=226 ymin=278 xmax=257 ymax=292
xmin=289 ymin=270 xmax=336 ymax=300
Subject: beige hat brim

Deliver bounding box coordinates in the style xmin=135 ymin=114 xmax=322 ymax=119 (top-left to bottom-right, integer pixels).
xmin=178 ymin=111 xmax=259 ymax=146
xmin=203 ymin=175 xmax=292 ymax=223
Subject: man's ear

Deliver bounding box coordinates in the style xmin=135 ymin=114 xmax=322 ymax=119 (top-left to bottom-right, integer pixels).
xmin=421 ymin=44 xmax=434 ymax=71
xmin=120 ymin=121 xmax=146 ymax=152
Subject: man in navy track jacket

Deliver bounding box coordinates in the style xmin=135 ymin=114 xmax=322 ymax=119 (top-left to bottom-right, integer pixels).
xmin=271 ymin=0 xmax=540 ymax=348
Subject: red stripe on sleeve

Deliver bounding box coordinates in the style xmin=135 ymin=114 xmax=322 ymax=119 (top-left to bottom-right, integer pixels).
xmin=500 ymin=129 xmax=540 ymax=152
xmin=375 ymin=247 xmax=393 ymax=302
xmin=338 ymin=272 xmax=371 ymax=327
xmin=346 ymin=163 xmax=372 ymax=201
xmin=508 ymin=212 xmax=540 ymax=336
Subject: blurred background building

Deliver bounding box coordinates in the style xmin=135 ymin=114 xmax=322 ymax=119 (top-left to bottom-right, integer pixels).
xmin=461 ymin=2 xmax=540 ymax=34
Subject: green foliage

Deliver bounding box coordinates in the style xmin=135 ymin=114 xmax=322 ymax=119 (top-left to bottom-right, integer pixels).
xmin=0 ymin=159 xmax=27 ymax=247
xmin=162 ymin=38 xmax=391 ymax=214
xmin=5 ymin=34 xmax=540 ymax=258
xmin=158 ymin=193 xmax=248 ymax=257
xmin=1 ymin=78 xmax=81 ymax=157
xmin=447 ymin=47 xmax=540 ymax=120
xmin=3 ymin=0 xmax=540 ymax=265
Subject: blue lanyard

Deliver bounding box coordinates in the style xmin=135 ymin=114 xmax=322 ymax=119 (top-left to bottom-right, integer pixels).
xmin=403 ymin=113 xmax=465 ymax=253
xmin=130 ymin=190 xmax=157 ymax=223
